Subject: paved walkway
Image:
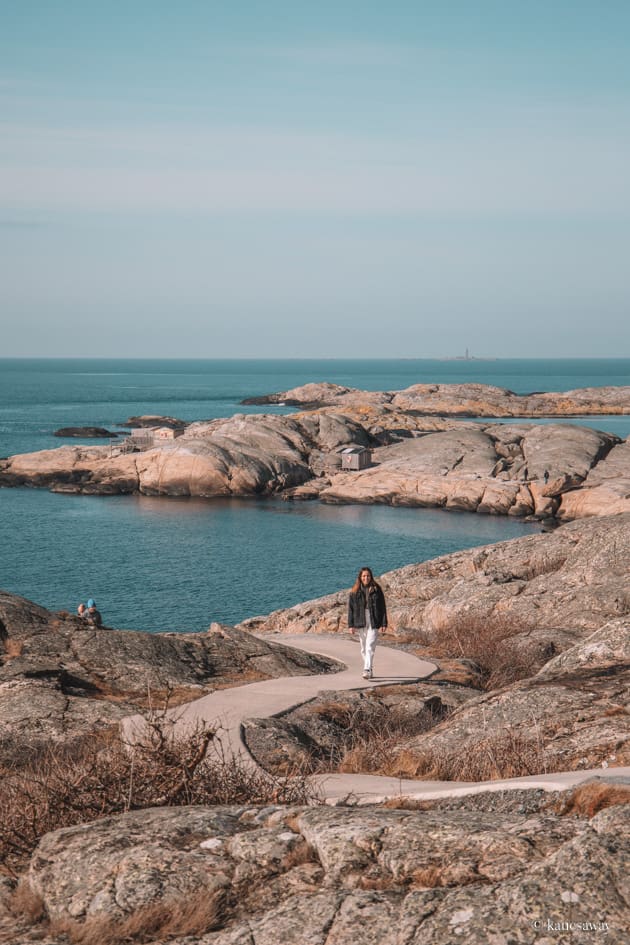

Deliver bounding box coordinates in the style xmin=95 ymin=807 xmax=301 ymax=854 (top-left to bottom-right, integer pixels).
xmin=123 ymin=634 xmax=630 ymax=804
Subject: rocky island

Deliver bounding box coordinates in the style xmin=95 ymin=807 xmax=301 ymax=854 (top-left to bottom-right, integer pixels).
xmin=1 ymin=511 xmax=628 ymax=943
xmin=1 ymin=382 xmax=630 ymax=521
xmin=243 ymin=380 xmax=630 ymax=417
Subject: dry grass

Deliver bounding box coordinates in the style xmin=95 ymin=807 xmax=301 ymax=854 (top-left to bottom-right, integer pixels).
xmin=603 ymin=705 xmax=629 ymax=717
xmin=423 ymin=613 xmax=546 ymax=690
xmin=380 ymin=797 xmax=434 ymax=810
xmin=280 ymin=838 xmax=318 ymax=871
xmin=410 ymin=654 xmax=484 ymax=688
xmin=385 ymin=630 xmax=416 ymax=645
xmin=410 ymin=866 xmax=444 ymax=888
xmin=1 ymin=638 xmax=24 ymax=659
xmin=7 ymin=882 xmax=226 ymax=945
xmin=388 ymin=725 xmax=550 ymax=782
xmin=0 ymin=703 xmax=315 ymax=876
xmin=8 ymin=878 xmax=46 ymax=922
xmin=47 ymin=890 xmax=226 ymax=945
xmin=556 ymin=781 xmax=630 ymax=818
xmin=306 ymin=698 xmax=448 ymax=776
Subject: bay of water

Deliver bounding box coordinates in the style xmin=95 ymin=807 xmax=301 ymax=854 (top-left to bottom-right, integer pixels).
xmin=1 ymin=358 xmax=627 ymax=631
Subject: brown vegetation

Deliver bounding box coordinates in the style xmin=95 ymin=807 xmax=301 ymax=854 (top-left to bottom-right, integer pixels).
xmin=7 ymin=879 xmax=46 ymax=923
xmin=6 ymin=881 xmax=226 ymax=945
xmin=49 ymin=892 xmax=225 ymax=945
xmin=1 ymin=638 xmax=23 ymax=659
xmin=0 ymin=704 xmax=315 ymax=876
xmin=417 ymin=614 xmax=548 ymax=690
xmin=387 ymin=724 xmax=550 ymax=782
xmin=307 ymin=698 xmax=448 ymax=776
xmin=555 ymin=781 xmax=630 ymax=818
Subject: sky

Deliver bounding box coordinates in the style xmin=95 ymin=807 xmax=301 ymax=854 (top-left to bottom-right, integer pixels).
xmin=1 ymin=1 xmax=629 ymax=358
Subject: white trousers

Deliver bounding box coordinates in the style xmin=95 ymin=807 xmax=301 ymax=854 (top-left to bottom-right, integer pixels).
xmin=358 ymin=609 xmax=378 ymax=672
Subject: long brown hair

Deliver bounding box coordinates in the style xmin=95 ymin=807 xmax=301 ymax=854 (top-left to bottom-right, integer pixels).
xmin=351 ymin=566 xmax=379 ymax=594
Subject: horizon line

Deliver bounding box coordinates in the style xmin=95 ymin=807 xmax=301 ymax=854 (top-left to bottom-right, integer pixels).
xmin=2 ymin=356 xmax=630 ymax=363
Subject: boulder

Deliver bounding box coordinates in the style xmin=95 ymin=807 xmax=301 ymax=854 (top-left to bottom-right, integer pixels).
xmin=394 ymin=620 xmax=629 ymax=778
xmin=558 ymin=440 xmax=630 ymax=520
xmin=0 ymin=593 xmax=340 ymax=763
xmin=11 ymin=801 xmax=628 ymax=944
xmin=242 ymin=683 xmax=476 ymax=776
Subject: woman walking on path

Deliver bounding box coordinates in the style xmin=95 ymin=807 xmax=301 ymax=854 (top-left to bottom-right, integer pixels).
xmin=347 ymin=566 xmax=388 ymax=679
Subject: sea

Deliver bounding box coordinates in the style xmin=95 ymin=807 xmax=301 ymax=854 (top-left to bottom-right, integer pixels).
xmin=1 ymin=358 xmax=628 ymax=633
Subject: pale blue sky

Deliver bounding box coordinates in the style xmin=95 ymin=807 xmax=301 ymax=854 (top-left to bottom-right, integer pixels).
xmin=1 ymin=1 xmax=629 ymax=357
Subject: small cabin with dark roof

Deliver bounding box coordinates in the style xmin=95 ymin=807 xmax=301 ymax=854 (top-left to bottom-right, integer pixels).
xmin=340 ymin=446 xmax=372 ymax=471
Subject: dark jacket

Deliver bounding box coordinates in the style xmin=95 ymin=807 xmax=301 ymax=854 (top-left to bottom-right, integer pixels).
xmin=348 ymin=584 xmax=387 ymax=630
xmin=86 ymin=608 xmax=103 ymax=628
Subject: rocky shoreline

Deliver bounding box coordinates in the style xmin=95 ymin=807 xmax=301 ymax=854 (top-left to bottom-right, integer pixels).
xmin=242 ymin=379 xmax=630 ymax=416
xmin=240 ymin=512 xmax=630 ymax=779
xmin=1 ymin=510 xmax=629 ymax=943
xmin=0 ymin=594 xmax=340 ymax=764
xmin=1 ymin=382 xmax=629 ymax=521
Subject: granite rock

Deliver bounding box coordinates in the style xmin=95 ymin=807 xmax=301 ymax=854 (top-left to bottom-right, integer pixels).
xmin=394 ymin=618 xmax=629 ymax=777
xmin=240 ymin=512 xmax=630 ymax=645
xmin=250 ymin=380 xmax=630 ymax=417
xmin=0 ymin=593 xmax=339 ymax=763
xmin=1 ymin=399 xmax=626 ymax=519
xmin=318 ymin=423 xmax=618 ymax=516
xmin=9 ymin=801 xmax=628 ymax=944
xmin=0 ymin=413 xmax=371 ymax=499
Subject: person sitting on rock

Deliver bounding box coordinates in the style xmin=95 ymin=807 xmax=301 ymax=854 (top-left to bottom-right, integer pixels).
xmin=85 ymin=598 xmax=103 ymax=628
xmin=77 ymin=602 xmax=87 ymax=618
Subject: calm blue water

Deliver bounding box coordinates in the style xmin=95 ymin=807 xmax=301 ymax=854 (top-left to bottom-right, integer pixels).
xmin=1 ymin=358 xmax=629 ymax=458
xmin=1 ymin=359 xmax=627 ymax=631
xmin=2 ymin=489 xmax=538 ymax=632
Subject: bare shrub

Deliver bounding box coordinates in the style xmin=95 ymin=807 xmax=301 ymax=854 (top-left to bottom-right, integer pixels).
xmin=308 ymin=699 xmax=448 ymax=776
xmin=429 ymin=614 xmax=546 ymax=690
xmin=394 ymin=724 xmax=550 ymax=782
xmin=0 ymin=704 xmax=315 ymax=875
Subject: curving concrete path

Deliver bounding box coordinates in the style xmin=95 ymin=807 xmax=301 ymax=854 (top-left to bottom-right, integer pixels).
xmin=123 ymin=634 xmax=630 ymax=805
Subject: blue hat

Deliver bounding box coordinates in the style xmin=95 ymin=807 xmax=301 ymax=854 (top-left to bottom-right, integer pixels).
xmin=87 ymin=599 xmax=95 ymax=608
